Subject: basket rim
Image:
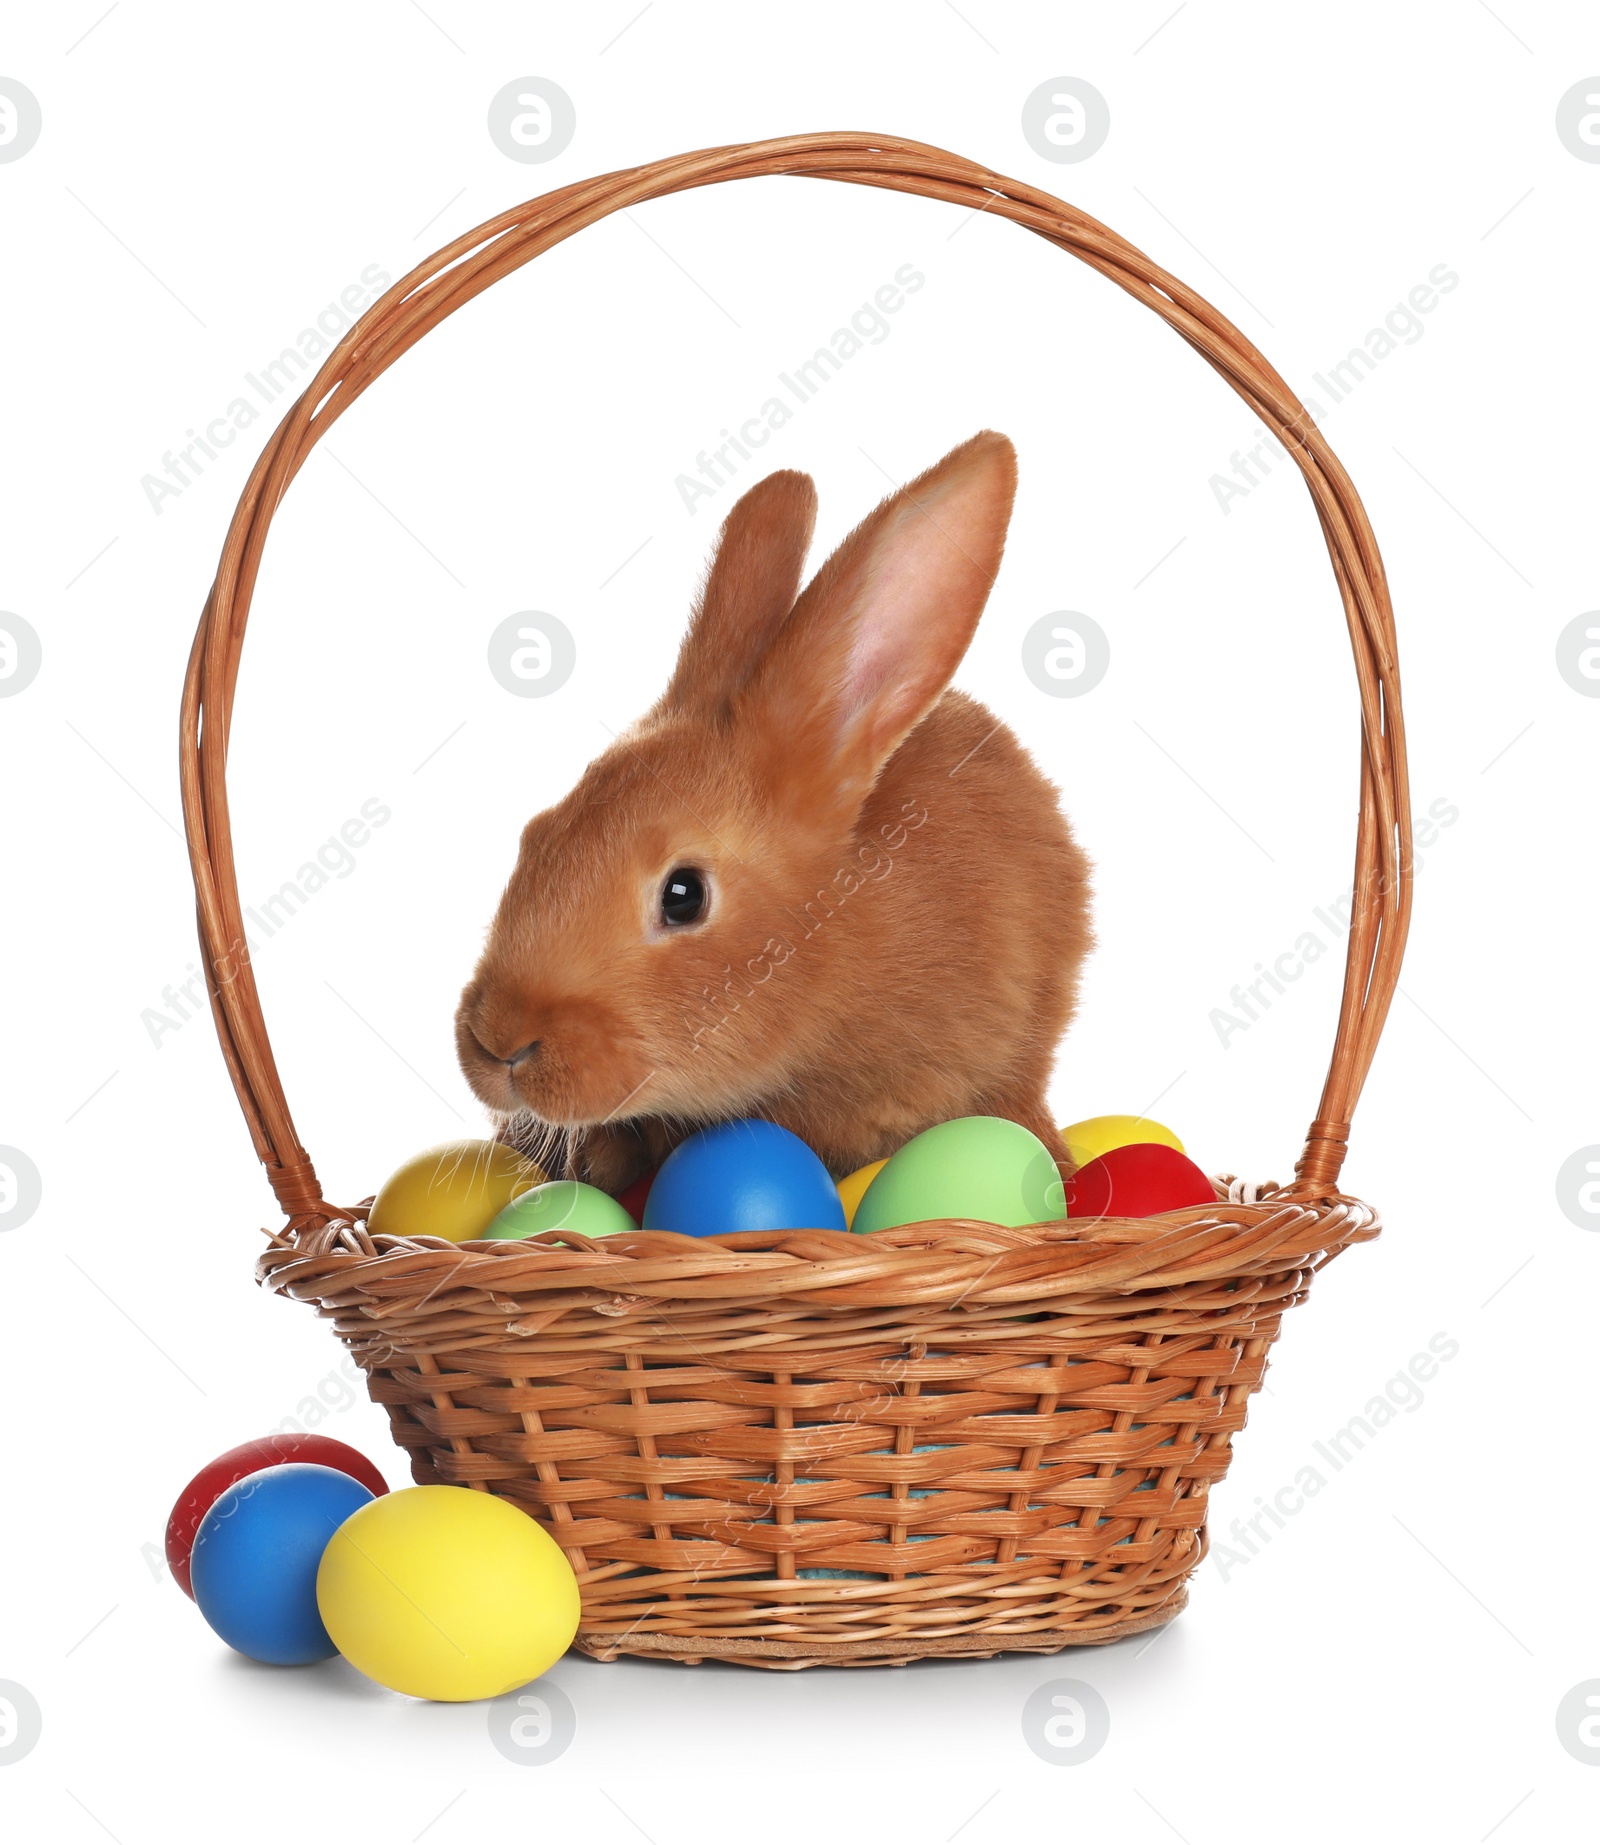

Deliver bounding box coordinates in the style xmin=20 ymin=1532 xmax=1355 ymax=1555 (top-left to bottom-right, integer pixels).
xmin=258 ymin=1182 xmax=1379 ymax=1314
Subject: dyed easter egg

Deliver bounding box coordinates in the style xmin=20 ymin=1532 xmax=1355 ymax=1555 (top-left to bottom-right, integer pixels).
xmin=191 ymin=1464 xmax=375 ymax=1665
xmin=836 ymin=1159 xmax=888 ymax=1230
xmin=852 ymin=1117 xmax=1067 ymax=1234
xmin=1059 ymin=1114 xmax=1185 ymax=1170
xmin=166 ymin=1435 xmax=388 ymax=1600
xmin=483 ymin=1180 xmax=636 ymax=1240
xmin=1065 ymin=1142 xmax=1215 ymax=1219
xmin=317 ymin=1486 xmax=580 ymax=1701
xmin=643 ymin=1121 xmax=846 ymax=1236
xmin=367 ymin=1140 xmax=546 ymax=1242
xmin=615 ymin=1166 xmax=658 ymax=1226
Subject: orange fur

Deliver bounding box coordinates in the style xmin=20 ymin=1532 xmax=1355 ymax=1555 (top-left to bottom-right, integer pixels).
xmin=456 ymin=432 xmax=1093 ymax=1188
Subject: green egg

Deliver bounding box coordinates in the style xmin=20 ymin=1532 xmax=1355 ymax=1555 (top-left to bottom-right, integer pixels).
xmin=481 ymin=1180 xmax=637 ymax=1241
xmin=852 ymin=1116 xmax=1068 ymax=1233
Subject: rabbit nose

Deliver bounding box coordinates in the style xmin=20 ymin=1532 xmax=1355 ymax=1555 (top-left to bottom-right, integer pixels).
xmin=503 ymin=1040 xmax=541 ymax=1069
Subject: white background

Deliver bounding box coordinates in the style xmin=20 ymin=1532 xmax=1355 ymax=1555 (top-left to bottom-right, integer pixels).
xmin=2 ymin=2 xmax=1596 ymax=1839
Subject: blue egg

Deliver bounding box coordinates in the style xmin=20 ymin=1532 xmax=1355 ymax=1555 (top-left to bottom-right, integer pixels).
xmin=191 ymin=1463 xmax=374 ymax=1665
xmin=643 ymin=1120 xmax=847 ymax=1237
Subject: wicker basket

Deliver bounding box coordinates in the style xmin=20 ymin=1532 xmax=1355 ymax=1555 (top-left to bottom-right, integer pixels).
xmin=180 ymin=133 xmax=1411 ymax=1669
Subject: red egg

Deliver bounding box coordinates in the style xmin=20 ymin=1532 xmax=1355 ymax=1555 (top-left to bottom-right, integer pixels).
xmin=165 ymin=1434 xmax=388 ymax=1598
xmin=1066 ymin=1142 xmax=1216 ymax=1220
xmin=615 ymin=1166 xmax=658 ymax=1227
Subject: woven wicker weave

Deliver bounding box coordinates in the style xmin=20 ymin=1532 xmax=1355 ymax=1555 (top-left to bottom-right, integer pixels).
xmin=180 ymin=133 xmax=1411 ymax=1669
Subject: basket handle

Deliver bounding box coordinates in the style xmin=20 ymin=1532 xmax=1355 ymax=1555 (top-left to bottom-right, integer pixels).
xmin=179 ymin=131 xmax=1411 ymax=1224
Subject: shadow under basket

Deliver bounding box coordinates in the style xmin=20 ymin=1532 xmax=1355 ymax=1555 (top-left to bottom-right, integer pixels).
xmin=181 ymin=134 xmax=1411 ymax=1669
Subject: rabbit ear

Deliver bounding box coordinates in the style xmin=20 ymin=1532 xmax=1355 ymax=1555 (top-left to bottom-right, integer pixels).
xmin=737 ymin=431 xmax=1017 ymax=810
xmin=658 ymin=468 xmax=818 ymax=719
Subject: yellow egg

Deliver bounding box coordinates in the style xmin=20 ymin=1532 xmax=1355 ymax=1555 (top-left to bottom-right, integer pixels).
xmin=836 ymin=1159 xmax=888 ymax=1229
xmin=316 ymin=1486 xmax=580 ymax=1701
xmin=1060 ymin=1114 xmax=1185 ymax=1170
xmin=367 ymin=1139 xmax=546 ymax=1242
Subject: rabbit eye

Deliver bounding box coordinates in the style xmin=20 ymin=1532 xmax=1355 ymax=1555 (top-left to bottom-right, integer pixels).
xmin=660 ymin=866 xmax=708 ymax=927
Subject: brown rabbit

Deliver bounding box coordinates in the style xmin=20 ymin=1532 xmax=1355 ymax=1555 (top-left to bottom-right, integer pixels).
xmin=456 ymin=431 xmax=1092 ymax=1193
